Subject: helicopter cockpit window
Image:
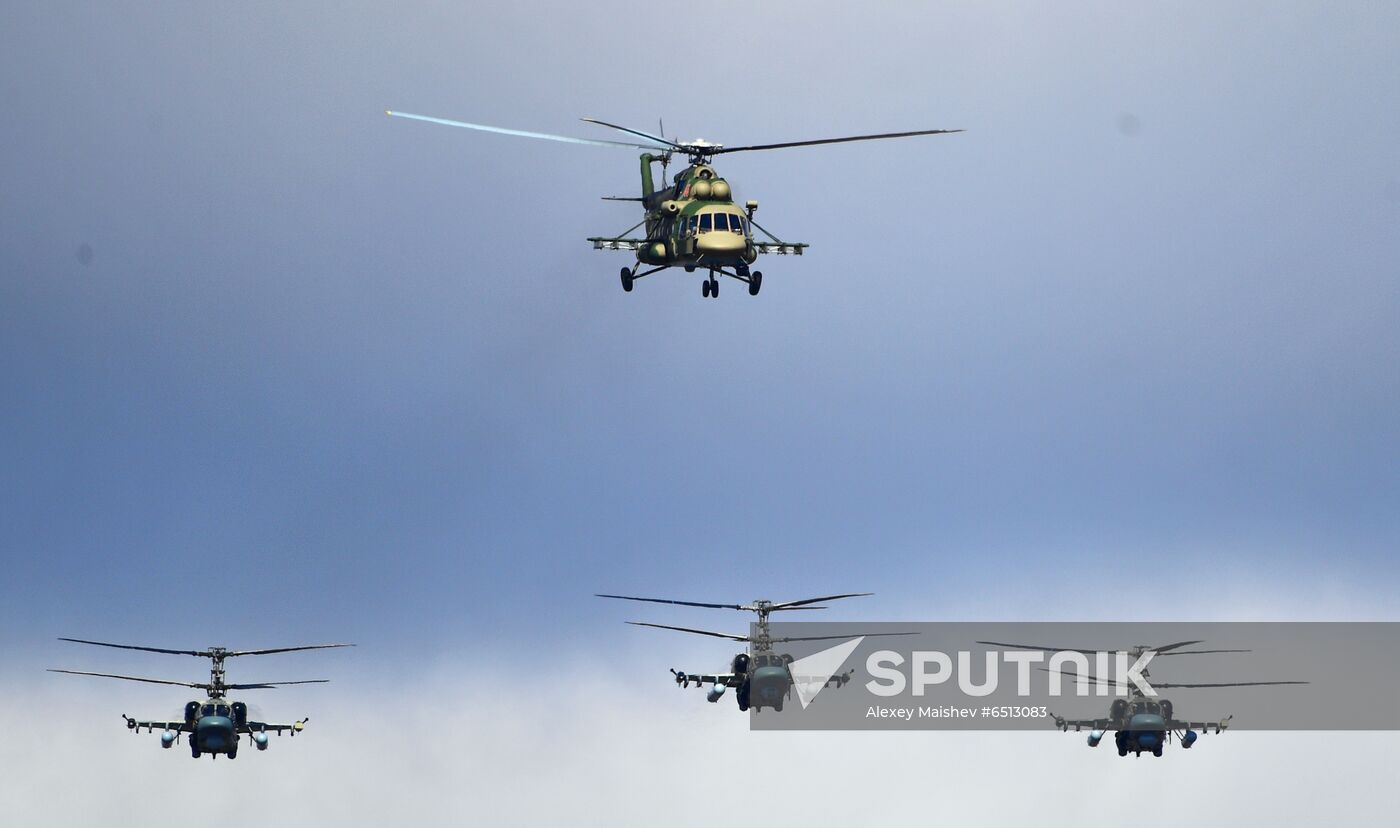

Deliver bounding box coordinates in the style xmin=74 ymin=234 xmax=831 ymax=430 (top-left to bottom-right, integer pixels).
xmin=215 ymin=705 xmax=230 ymax=717
xmin=698 ymin=214 xmax=712 ymax=233
xmin=712 ymin=214 xmax=727 ymax=232
xmin=730 ymin=214 xmax=744 ymax=234
xmin=202 ymin=704 xmax=214 ymax=717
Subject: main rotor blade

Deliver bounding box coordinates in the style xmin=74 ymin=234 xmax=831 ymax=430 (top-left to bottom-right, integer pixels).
xmin=225 ymin=680 xmax=330 ymax=690
xmin=1157 ymin=649 xmax=1251 ymax=656
xmin=1034 ymin=669 xmax=1308 ymax=689
xmin=772 ymin=631 xmax=919 ymax=643
xmin=58 ymin=638 xmax=207 ymax=658
xmin=226 ymin=644 xmax=354 ymax=657
xmin=1150 ymin=679 xmax=1310 ymax=689
xmin=976 ymin=640 xmax=1101 ymax=656
xmin=772 ymin=593 xmax=873 ymax=610
xmin=716 ymin=128 xmax=963 ymax=155
xmin=1148 ymin=640 xmax=1207 ymax=653
xmin=386 ymin=111 xmax=662 ymax=150
xmin=580 ymin=117 xmax=679 ymax=149
xmin=624 ymin=622 xmax=749 ymax=642
xmin=598 ymin=594 xmax=745 ymax=611
xmin=48 ymin=669 xmax=206 ymax=689
xmin=978 ymin=639 xmax=1243 ymax=657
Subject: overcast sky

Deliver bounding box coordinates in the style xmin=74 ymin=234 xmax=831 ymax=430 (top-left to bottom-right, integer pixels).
xmin=2 ymin=2 xmax=1398 ymax=824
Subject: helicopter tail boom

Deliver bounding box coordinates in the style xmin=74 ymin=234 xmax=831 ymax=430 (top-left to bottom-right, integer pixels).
xmin=640 ymin=153 xmax=656 ymax=200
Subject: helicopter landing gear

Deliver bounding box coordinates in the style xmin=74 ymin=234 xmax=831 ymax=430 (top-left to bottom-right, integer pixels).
xmin=749 ymin=270 xmax=762 ymax=296
xmin=191 ymin=743 xmax=201 ymax=759
xmin=620 ymin=267 xmax=634 ymax=293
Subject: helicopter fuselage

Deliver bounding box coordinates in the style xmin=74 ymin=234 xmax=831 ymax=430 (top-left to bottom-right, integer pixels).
xmin=635 ymin=159 xmax=758 ymax=270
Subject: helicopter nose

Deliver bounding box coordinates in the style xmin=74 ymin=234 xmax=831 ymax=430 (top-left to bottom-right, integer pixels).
xmin=696 ymin=231 xmax=745 ymax=254
xmin=196 ymin=716 xmax=234 ymax=750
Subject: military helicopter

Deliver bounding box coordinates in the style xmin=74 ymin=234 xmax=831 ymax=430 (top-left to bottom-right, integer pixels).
xmin=976 ymin=638 xmax=1308 ymax=758
xmin=49 ymin=637 xmax=352 ymax=760
xmin=386 ymin=110 xmax=961 ymax=297
xmin=598 ymin=592 xmax=908 ymax=713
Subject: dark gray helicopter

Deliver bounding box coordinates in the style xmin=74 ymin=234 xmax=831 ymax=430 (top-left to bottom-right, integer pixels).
xmin=50 ymin=638 xmax=352 ymax=760
xmin=599 ymin=593 xmax=908 ymax=713
xmin=976 ymin=638 xmax=1308 ymax=758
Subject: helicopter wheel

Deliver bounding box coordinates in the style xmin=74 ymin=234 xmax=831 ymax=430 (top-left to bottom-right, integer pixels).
xmin=702 ymin=280 xmax=711 ymax=298
xmin=749 ymin=271 xmax=762 ymax=296
xmin=620 ymin=267 xmax=634 ymax=293
xmin=191 ymin=744 xmax=201 ymax=759
xmin=710 ymin=278 xmax=719 ymax=298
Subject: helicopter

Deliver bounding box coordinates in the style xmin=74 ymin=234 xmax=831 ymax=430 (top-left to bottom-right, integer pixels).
xmin=49 ymin=637 xmax=352 ymax=760
xmin=975 ymin=638 xmax=1308 ymax=758
xmin=385 ymin=110 xmax=961 ymax=298
xmin=598 ymin=592 xmax=908 ymax=713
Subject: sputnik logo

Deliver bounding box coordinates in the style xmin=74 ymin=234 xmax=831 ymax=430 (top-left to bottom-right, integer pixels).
xmin=788 ymin=636 xmax=866 ymax=709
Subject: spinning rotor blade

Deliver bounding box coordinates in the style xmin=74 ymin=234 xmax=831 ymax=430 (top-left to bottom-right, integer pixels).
xmin=598 ymin=594 xmax=746 ymax=611
xmin=225 ymin=679 xmax=330 ymax=690
xmin=226 ymin=644 xmax=354 ymax=657
xmin=771 ymin=593 xmax=873 ymax=610
xmin=624 ymin=622 xmax=750 ymax=642
xmin=580 ymin=117 xmax=679 ymax=149
xmin=715 ymin=128 xmax=963 ymax=155
xmin=386 ymin=111 xmax=664 ymax=150
xmin=48 ymin=669 xmax=207 ymax=689
xmin=58 ymin=638 xmax=207 ymax=658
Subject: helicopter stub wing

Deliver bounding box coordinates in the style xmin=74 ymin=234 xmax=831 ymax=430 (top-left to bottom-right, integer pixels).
xmin=1167 ymin=716 xmax=1233 ymax=734
xmin=1049 ymin=713 xmax=1116 ymax=732
xmin=670 ymin=669 xmax=740 ymax=689
xmin=242 ymin=718 xmax=309 ymax=735
xmin=587 ymin=237 xmax=807 ymax=254
xmin=121 ymin=715 xmax=190 ymax=733
xmin=752 ymin=241 xmax=807 ymax=256
xmin=587 ymin=237 xmax=651 ymax=251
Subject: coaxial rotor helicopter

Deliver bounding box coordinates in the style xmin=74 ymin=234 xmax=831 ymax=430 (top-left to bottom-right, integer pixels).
xmin=598 ymin=592 xmax=908 ymax=713
xmin=49 ymin=637 xmax=352 ymax=760
xmin=386 ymin=110 xmax=961 ymax=298
xmin=976 ymin=638 xmax=1309 ymax=758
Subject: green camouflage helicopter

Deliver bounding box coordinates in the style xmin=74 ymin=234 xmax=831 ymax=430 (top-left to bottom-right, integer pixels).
xmin=386 ymin=111 xmax=961 ymax=298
